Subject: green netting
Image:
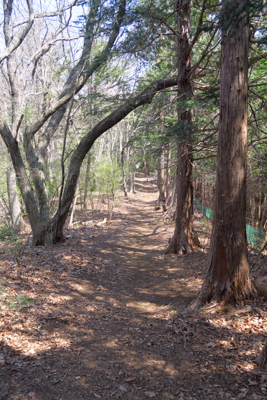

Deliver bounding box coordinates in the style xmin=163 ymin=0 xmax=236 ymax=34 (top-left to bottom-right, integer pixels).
xmin=194 ymin=197 xmax=214 ymax=219
xmin=246 ymin=224 xmax=266 ymax=248
xmin=194 ymin=197 xmax=266 ymax=248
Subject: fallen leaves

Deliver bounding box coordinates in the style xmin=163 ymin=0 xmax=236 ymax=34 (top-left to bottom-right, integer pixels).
xmin=145 ymin=391 xmax=156 ymax=397
xmin=0 ymin=178 xmax=267 ymax=400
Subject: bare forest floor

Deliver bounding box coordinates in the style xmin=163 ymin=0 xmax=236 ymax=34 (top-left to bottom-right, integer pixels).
xmin=0 ymin=174 xmax=267 ymax=400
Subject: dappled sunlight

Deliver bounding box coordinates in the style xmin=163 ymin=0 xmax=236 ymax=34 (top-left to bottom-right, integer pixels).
xmin=0 ymin=175 xmax=266 ymax=399
xmin=126 ymin=300 xmax=172 ymax=315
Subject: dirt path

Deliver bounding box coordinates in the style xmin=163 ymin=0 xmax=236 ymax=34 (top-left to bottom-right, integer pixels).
xmin=0 ymin=175 xmax=267 ymax=400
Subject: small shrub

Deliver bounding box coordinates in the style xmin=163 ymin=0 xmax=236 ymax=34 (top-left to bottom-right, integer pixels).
xmin=0 ymin=282 xmax=33 ymax=311
xmin=7 ymin=295 xmax=34 ymax=311
xmin=0 ymin=222 xmax=14 ymax=240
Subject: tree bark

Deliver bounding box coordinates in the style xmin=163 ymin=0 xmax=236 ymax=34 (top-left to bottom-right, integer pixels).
xmin=121 ymin=146 xmax=128 ymax=197
xmin=0 ymin=77 xmax=178 ymax=245
xmin=192 ymin=0 xmax=253 ymax=306
xmin=157 ymin=144 xmax=165 ymax=207
xmin=83 ymin=152 xmax=92 ymax=209
xmin=130 ymin=172 xmax=136 ymax=194
xmin=166 ymin=144 xmax=171 ymax=206
xmin=26 ymin=77 xmax=179 ymax=244
xmin=4 ymin=0 xmax=23 ymax=228
xmin=255 ymin=343 xmax=267 ymax=369
xmin=166 ymin=0 xmax=194 ymax=254
xmin=7 ymin=155 xmax=22 ymax=228
xmin=0 ymin=0 xmax=34 ymax=63
xmin=167 ymin=143 xmax=194 ymax=254
xmin=0 ymin=0 xmax=127 ymax=245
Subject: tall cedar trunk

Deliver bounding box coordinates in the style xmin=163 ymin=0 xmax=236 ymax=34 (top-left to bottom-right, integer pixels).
xmin=166 ymin=0 xmax=194 ymax=254
xmin=167 ymin=144 xmax=193 ymax=254
xmin=193 ymin=0 xmax=253 ymax=306
xmin=166 ymin=144 xmax=171 ymax=206
xmin=254 ymin=187 xmax=264 ymax=228
xmin=260 ymin=198 xmax=267 ymax=229
xmin=157 ymin=145 xmax=165 ymax=205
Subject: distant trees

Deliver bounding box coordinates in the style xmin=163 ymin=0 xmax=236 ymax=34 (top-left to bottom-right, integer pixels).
xmin=0 ymin=0 xmax=266 ymax=266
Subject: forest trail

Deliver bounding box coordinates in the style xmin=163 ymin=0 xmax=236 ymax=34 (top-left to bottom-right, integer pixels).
xmin=0 ymin=174 xmax=266 ymax=400
xmin=88 ymin=174 xmax=202 ymax=314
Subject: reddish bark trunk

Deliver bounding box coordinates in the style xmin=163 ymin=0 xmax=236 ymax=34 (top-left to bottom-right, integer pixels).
xmin=166 ymin=145 xmax=171 ymax=206
xmin=166 ymin=0 xmax=195 ymax=254
xmin=192 ymin=0 xmax=253 ymax=306
xmin=157 ymin=145 xmax=165 ymax=207
xmin=167 ymin=143 xmax=194 ymax=254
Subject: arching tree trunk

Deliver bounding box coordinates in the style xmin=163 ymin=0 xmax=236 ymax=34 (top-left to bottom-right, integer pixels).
xmin=192 ymin=0 xmax=253 ymax=307
xmin=166 ymin=0 xmax=194 ymax=254
xmin=29 ymin=78 xmax=179 ymax=245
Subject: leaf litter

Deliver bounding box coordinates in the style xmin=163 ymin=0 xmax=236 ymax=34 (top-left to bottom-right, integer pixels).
xmin=0 ymin=174 xmax=266 ymax=400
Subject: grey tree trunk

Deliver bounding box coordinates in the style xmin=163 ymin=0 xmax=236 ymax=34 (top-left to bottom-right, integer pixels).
xmin=7 ymin=155 xmax=21 ymax=227
xmin=4 ymin=1 xmax=22 ymax=228
xmin=130 ymin=172 xmax=136 ymax=194
xmin=121 ymin=146 xmax=128 ymax=197
xmin=69 ymin=181 xmax=79 ymax=227
xmin=83 ymin=152 xmax=92 ymax=210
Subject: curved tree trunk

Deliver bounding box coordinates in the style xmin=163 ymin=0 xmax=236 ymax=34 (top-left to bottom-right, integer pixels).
xmin=192 ymin=0 xmax=253 ymax=307
xmin=32 ymin=77 xmax=179 ymax=245
xmin=0 ymin=77 xmax=177 ymax=245
xmin=0 ymin=0 xmax=127 ymax=245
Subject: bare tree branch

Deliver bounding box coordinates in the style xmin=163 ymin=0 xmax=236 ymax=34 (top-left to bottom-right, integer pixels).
xmin=0 ymin=0 xmax=34 ymax=63
xmin=12 ymin=0 xmax=78 ymax=28
xmin=26 ymin=0 xmax=126 ymax=139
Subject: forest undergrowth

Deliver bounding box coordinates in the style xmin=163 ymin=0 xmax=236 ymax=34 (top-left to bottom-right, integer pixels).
xmin=0 ymin=174 xmax=267 ymax=400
